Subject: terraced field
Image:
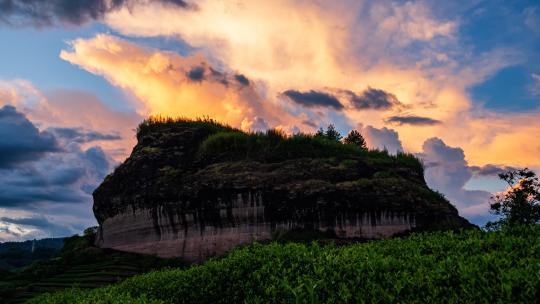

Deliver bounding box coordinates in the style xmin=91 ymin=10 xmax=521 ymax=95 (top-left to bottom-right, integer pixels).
xmin=6 ymin=255 xmax=154 ymax=303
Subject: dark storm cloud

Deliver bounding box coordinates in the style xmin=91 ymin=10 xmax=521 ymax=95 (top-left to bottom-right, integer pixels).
xmin=0 ymin=0 xmax=190 ymax=27
xmin=0 ymin=182 xmax=85 ymax=206
xmin=49 ymin=127 xmax=121 ymax=143
xmin=84 ymin=146 xmax=111 ymax=177
xmin=385 ymin=115 xmax=441 ymax=126
xmin=0 ymin=105 xmax=58 ymax=168
xmin=1 ymin=215 xmax=53 ymax=228
xmin=234 ymin=74 xmax=250 ymax=86
xmin=470 ymin=164 xmax=517 ymax=176
xmin=186 ymin=66 xmax=205 ymax=81
xmin=345 ymin=87 xmax=401 ymax=110
xmin=282 ymin=90 xmax=344 ymax=110
xmin=0 ymin=106 xmax=113 ymax=208
xmin=0 ymin=145 xmax=112 ymax=207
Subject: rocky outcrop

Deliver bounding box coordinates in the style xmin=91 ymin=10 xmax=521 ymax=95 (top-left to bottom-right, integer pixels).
xmin=93 ymin=120 xmax=473 ymax=262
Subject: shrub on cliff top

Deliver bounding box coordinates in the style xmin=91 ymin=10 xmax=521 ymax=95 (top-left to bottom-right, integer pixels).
xmin=197 ymin=130 xmax=370 ymax=163
xmin=136 ymin=116 xmax=237 ymax=140
xmin=135 ymin=116 xmax=423 ymax=170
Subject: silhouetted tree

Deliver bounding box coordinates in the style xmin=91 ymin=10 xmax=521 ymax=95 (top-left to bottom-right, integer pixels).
xmin=324 ymin=124 xmax=342 ymax=141
xmin=485 ymin=168 xmax=540 ymax=230
xmin=343 ymin=129 xmax=367 ymax=150
xmin=315 ymin=127 xmax=325 ymax=138
xmin=83 ymin=226 xmax=99 ymax=243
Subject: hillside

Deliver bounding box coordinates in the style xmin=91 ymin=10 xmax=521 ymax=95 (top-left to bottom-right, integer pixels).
xmin=93 ymin=117 xmax=473 ymax=261
xmin=30 ymin=225 xmax=540 ymax=303
xmin=0 ymin=238 xmax=65 ymax=270
xmin=0 ymin=234 xmax=184 ymax=304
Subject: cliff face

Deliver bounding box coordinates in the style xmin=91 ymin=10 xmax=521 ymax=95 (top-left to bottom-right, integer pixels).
xmin=93 ymin=119 xmax=473 ymax=262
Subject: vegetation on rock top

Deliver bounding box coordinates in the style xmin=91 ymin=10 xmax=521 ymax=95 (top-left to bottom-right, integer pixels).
xmin=136 ymin=116 xmax=422 ymax=168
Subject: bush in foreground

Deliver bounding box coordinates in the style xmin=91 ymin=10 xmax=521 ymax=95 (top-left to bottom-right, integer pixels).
xmin=31 ymin=226 xmax=540 ymax=304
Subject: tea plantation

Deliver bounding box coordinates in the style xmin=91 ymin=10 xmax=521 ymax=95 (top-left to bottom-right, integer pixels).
xmin=30 ymin=225 xmax=540 ymax=303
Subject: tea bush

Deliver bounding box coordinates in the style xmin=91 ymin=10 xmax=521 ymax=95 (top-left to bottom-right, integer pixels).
xmin=30 ymin=226 xmax=540 ymax=304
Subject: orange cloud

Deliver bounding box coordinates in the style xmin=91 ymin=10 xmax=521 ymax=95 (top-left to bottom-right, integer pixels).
xmin=60 ymin=34 xmax=302 ymax=132
xmin=56 ymin=1 xmax=540 ymax=170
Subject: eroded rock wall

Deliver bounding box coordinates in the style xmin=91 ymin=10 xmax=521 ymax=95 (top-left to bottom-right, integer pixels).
xmin=96 ymin=192 xmax=415 ymax=262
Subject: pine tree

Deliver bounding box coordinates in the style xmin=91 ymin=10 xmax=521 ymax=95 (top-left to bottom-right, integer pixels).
xmin=324 ymin=124 xmax=342 ymax=141
xmin=343 ymin=129 xmax=367 ymax=150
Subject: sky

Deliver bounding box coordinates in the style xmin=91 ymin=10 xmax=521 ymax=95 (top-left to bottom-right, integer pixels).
xmin=0 ymin=0 xmax=539 ymax=241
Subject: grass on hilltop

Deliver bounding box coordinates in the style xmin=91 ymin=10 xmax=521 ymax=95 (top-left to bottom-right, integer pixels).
xmin=135 ymin=116 xmax=422 ymax=170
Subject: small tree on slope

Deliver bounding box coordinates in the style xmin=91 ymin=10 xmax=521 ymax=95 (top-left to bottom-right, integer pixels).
xmin=343 ymin=129 xmax=367 ymax=150
xmin=315 ymin=125 xmax=342 ymax=141
xmin=324 ymin=124 xmax=342 ymax=141
xmin=486 ymin=168 xmax=540 ymax=230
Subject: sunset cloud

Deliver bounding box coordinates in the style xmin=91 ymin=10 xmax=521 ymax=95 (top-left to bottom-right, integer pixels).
xmin=360 ymin=125 xmax=404 ymax=155
xmin=2 ymin=0 xmax=527 ymax=230
xmin=418 ymin=138 xmax=492 ymax=219
xmin=60 ymin=34 xmax=304 ymax=132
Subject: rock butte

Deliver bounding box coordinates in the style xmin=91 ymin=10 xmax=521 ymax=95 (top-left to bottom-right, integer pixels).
xmin=93 ymin=119 xmax=474 ymax=262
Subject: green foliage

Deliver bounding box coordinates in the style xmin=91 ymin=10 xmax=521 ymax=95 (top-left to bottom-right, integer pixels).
xmin=1 ymin=234 xmax=185 ymax=303
xmin=196 ymin=128 xmax=423 ymax=172
xmin=0 ymin=238 xmax=64 ymax=271
xmin=197 ymin=130 xmax=359 ymax=163
xmin=343 ymin=129 xmax=367 ymax=150
xmin=133 ymin=116 xmax=423 ymax=171
xmin=28 ymin=288 xmax=164 ymax=304
xmin=323 ymin=124 xmax=342 ymax=141
xmin=315 ymin=124 xmax=342 ymax=141
xmin=83 ymin=227 xmax=98 ymax=238
xmin=32 ymin=226 xmax=540 ymax=304
xmin=486 ymin=168 xmax=540 ymax=230
xmin=136 ymin=115 xmax=236 ymax=141
xmin=315 ymin=127 xmax=325 ymax=137
xmin=395 ymin=152 xmax=423 ymax=169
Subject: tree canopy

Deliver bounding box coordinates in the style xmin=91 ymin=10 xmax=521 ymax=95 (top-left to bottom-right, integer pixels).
xmin=315 ymin=124 xmax=342 ymax=141
xmin=486 ymin=168 xmax=540 ymax=230
xmin=343 ymin=129 xmax=367 ymax=150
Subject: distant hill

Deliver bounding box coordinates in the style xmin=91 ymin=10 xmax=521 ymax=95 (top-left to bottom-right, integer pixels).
xmin=0 ymin=238 xmax=66 ymax=270
xmin=0 ymin=233 xmax=185 ymax=303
